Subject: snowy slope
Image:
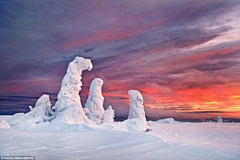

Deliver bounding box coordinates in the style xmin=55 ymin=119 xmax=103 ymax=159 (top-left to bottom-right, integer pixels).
xmin=0 ymin=116 xmax=239 ymax=160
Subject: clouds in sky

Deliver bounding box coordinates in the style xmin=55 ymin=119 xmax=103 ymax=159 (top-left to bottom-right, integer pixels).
xmin=1 ymin=0 xmax=240 ymax=119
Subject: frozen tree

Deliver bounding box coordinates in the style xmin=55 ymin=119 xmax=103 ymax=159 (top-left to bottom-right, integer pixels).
xmin=84 ymin=78 xmax=104 ymax=124
xmin=53 ymin=57 xmax=93 ymax=116
xmin=128 ymin=90 xmax=146 ymax=120
xmin=51 ymin=57 xmax=94 ymax=125
xmin=25 ymin=94 xmax=55 ymax=121
xmin=128 ymin=90 xmax=150 ymax=131
xmin=217 ymin=115 xmax=223 ymax=123
xmin=9 ymin=94 xmax=55 ymax=129
xmin=103 ymin=105 xmax=115 ymax=123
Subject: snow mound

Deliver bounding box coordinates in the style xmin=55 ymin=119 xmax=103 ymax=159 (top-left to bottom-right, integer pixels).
xmin=84 ymin=78 xmax=104 ymax=124
xmin=0 ymin=119 xmax=11 ymax=129
xmin=8 ymin=94 xmax=55 ymax=130
xmin=155 ymin=118 xmax=177 ymax=123
xmin=114 ymin=118 xmax=149 ymax=132
xmin=51 ymin=105 xmax=93 ymax=125
xmin=25 ymin=94 xmax=55 ymax=122
xmin=8 ymin=113 xmax=25 ymax=127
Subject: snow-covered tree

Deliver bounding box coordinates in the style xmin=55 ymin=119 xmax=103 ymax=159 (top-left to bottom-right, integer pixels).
xmin=217 ymin=115 xmax=223 ymax=123
xmin=25 ymin=94 xmax=55 ymax=121
xmin=9 ymin=94 xmax=55 ymax=129
xmin=128 ymin=90 xmax=150 ymax=131
xmin=51 ymin=57 xmax=94 ymax=125
xmin=84 ymin=78 xmax=104 ymax=124
xmin=52 ymin=57 xmax=93 ymax=115
xmin=128 ymin=90 xmax=146 ymax=120
xmin=103 ymin=105 xmax=115 ymax=123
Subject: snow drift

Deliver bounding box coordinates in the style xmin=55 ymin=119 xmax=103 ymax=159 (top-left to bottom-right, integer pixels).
xmin=0 ymin=119 xmax=10 ymax=129
xmin=155 ymin=118 xmax=177 ymax=123
xmin=9 ymin=94 xmax=55 ymax=130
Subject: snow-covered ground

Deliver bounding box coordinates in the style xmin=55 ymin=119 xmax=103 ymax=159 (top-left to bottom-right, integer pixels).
xmin=0 ymin=116 xmax=239 ymax=160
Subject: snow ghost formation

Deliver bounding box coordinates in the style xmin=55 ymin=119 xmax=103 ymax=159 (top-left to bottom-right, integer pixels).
xmin=103 ymin=105 xmax=115 ymax=123
xmin=25 ymin=94 xmax=55 ymax=121
xmin=53 ymin=57 xmax=93 ymax=116
xmin=9 ymin=94 xmax=54 ymax=129
xmin=128 ymin=90 xmax=150 ymax=131
xmin=51 ymin=57 xmax=94 ymax=125
xmin=128 ymin=90 xmax=146 ymax=120
xmin=217 ymin=115 xmax=223 ymax=123
xmin=84 ymin=78 xmax=104 ymax=124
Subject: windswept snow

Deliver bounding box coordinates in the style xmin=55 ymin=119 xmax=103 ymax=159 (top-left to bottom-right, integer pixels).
xmin=0 ymin=116 xmax=239 ymax=160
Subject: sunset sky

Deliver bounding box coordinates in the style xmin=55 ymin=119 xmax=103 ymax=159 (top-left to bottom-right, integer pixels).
xmin=1 ymin=0 xmax=240 ymax=120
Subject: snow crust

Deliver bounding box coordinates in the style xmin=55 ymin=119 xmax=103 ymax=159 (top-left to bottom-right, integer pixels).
xmin=103 ymin=105 xmax=115 ymax=123
xmin=84 ymin=78 xmax=104 ymax=124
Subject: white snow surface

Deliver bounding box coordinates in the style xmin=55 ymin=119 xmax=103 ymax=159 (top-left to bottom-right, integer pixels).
xmin=1 ymin=116 xmax=239 ymax=160
xmin=84 ymin=78 xmax=104 ymax=124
